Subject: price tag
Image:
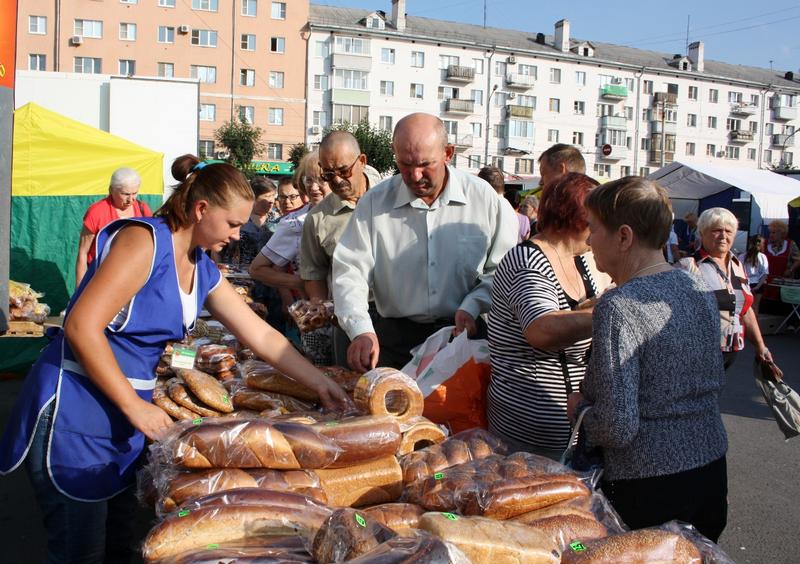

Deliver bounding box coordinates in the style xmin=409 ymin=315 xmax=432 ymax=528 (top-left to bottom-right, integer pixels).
xmin=171 ymin=346 xmax=196 ymax=369
xmin=569 ymin=541 xmax=587 ymax=552
xmin=206 ymin=544 xmax=219 ymax=549
xmin=222 ymin=395 xmax=230 ymax=405
xmin=325 ymin=421 xmax=339 ymax=427
xmin=354 ymin=513 xmax=367 ymax=528
xmin=192 ymin=418 xmax=203 ymax=425
xmin=442 ymin=512 xmax=458 ymax=521
xmin=433 ymin=472 xmax=444 ymax=480
xmin=178 ymin=510 xmax=190 ymax=517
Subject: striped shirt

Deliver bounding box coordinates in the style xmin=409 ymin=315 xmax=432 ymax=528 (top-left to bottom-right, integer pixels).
xmin=487 ymin=242 xmax=597 ymax=450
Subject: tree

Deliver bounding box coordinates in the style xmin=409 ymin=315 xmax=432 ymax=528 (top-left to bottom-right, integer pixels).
xmin=214 ymin=112 xmax=265 ymax=174
xmin=326 ymin=120 xmax=396 ymax=175
xmin=289 ymin=143 xmax=310 ymax=169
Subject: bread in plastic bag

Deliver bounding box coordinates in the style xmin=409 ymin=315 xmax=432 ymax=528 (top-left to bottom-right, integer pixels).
xmin=353 ymin=367 xmax=425 ymax=424
xmin=167 ymin=379 xmax=222 ymax=418
xmin=346 ymin=531 xmax=470 ymax=564
xmin=242 ymin=360 xmax=320 ymax=402
xmin=151 ymin=537 xmax=313 ymax=564
xmin=176 ymin=368 xmax=234 ymax=413
xmin=312 ymin=416 xmax=402 ymax=467
xmin=314 ymin=455 xmax=403 ymax=508
xmin=311 ymin=507 xmax=396 ymax=563
xmin=397 ymin=416 xmax=448 ymax=456
xmin=288 ymin=299 xmax=335 ymax=333
xmin=362 ymin=503 xmax=426 ymax=534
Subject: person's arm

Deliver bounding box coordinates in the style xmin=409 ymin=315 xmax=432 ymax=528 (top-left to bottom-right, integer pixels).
xmin=64 ymin=224 xmax=173 ymax=440
xmin=787 ymin=241 xmax=800 ymax=276
xmin=75 ymin=226 xmax=95 ymax=288
xmin=525 ymin=309 xmax=594 ymax=351
xmin=205 ymin=279 xmax=350 ymax=410
xmin=249 ymin=252 xmax=305 ymax=291
xmin=743 ymin=307 xmax=771 ymax=363
xmin=299 ymin=213 xmax=331 ymax=300
xmin=304 ymin=280 xmax=329 ymax=301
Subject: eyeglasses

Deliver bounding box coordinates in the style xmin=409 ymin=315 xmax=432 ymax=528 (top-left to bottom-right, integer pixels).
xmin=302 ymin=176 xmax=324 ymax=188
xmin=277 ymin=193 xmax=302 ymax=202
xmin=320 ymin=156 xmax=361 ymax=182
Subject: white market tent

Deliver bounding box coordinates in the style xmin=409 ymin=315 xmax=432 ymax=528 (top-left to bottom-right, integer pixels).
xmin=648 ymin=161 xmax=800 ymax=234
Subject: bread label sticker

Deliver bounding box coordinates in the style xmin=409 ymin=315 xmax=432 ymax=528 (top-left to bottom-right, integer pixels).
xmin=222 ymin=395 xmax=230 ymax=404
xmin=569 ymin=541 xmax=587 ymax=552
xmin=325 ymin=421 xmax=339 ymax=427
xmin=206 ymin=544 xmax=219 ymax=549
xmin=442 ymin=513 xmax=458 ymax=521
xmin=434 ymin=472 xmax=444 ymax=480
xmin=178 ymin=510 xmax=190 ymax=517
xmin=171 ymin=346 xmax=196 ymax=369
xmin=355 ymin=514 xmax=367 ymax=528
xmin=192 ymin=418 xmax=203 ymax=425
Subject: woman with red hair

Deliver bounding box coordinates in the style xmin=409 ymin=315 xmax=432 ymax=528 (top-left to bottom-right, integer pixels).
xmin=487 ymin=172 xmax=611 ymax=458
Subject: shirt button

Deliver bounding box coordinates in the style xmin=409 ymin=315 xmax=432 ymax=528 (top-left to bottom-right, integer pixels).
xmin=431 ymin=289 xmax=437 ymax=295
xmin=430 ymin=261 xmax=436 ymax=267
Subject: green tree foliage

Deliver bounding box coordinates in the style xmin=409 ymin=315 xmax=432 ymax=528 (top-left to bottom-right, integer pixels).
xmin=214 ymin=111 xmax=265 ymax=174
xmin=326 ymin=120 xmax=396 ymax=175
xmin=289 ymin=143 xmax=310 ymax=169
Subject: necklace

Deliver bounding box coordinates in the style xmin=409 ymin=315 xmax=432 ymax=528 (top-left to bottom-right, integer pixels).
xmin=540 ymin=239 xmax=583 ymax=298
xmin=630 ymin=262 xmax=667 ymax=279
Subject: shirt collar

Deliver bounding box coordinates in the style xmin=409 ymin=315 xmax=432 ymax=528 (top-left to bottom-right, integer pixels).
xmin=391 ymin=166 xmax=466 ymax=209
xmin=329 ymin=193 xmax=355 ymax=214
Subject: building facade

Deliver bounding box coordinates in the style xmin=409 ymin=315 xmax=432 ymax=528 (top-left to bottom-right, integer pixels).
xmin=307 ymin=1 xmax=800 ymax=184
xmin=16 ymin=0 xmax=309 ymax=163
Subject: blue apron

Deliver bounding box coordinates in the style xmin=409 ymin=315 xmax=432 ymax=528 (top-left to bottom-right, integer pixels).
xmin=0 ymin=217 xmax=221 ymax=501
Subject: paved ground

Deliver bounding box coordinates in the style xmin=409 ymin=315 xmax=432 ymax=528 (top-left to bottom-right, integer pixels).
xmin=0 ymin=333 xmax=797 ymax=562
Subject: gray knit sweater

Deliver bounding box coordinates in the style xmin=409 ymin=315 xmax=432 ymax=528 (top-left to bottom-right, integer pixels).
xmin=582 ymin=268 xmax=728 ymax=481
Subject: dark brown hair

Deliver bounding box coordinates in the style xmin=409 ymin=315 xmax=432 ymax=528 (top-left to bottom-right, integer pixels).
xmin=156 ymin=154 xmax=253 ymax=231
xmin=538 ymin=143 xmax=586 ymax=175
xmin=537 ymin=172 xmax=598 ymax=235
xmin=250 ymin=176 xmax=276 ymax=198
xmin=585 ymin=176 xmax=673 ymax=250
xmin=477 ymin=166 xmax=505 ymax=195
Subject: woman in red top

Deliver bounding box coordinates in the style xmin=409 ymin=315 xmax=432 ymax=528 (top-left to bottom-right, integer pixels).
xmin=75 ymin=168 xmax=152 ymax=287
xmin=763 ymin=219 xmax=800 ymax=301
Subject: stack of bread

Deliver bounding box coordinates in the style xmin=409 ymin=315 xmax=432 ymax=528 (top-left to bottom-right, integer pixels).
xmin=8 ymin=280 xmax=50 ymax=324
xmin=289 ymin=299 xmax=336 ymax=332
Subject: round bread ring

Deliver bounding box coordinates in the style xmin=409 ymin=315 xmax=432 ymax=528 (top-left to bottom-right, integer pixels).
xmin=397 ymin=418 xmax=447 ymax=455
xmin=353 ymin=367 xmax=423 ymax=424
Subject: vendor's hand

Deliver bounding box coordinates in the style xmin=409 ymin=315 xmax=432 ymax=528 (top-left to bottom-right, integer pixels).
xmin=453 ymin=310 xmax=477 ymax=338
xmin=567 ymin=392 xmax=585 ymax=423
xmin=123 ymin=398 xmax=174 ymax=441
xmin=756 ymin=345 xmax=774 ymax=366
xmin=316 ymin=376 xmax=354 ymax=412
xmin=348 ymin=332 xmax=380 ymax=373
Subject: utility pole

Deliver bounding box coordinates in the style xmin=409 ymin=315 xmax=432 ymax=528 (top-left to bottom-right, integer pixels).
xmin=483 ymin=0 xmax=487 ymax=28
xmin=660 ymin=96 xmax=666 ymax=168
xmin=484 ymin=83 xmax=497 ymax=167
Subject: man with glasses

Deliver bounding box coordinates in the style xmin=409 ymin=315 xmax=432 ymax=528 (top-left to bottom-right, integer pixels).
xmin=333 ymin=113 xmax=517 ymax=371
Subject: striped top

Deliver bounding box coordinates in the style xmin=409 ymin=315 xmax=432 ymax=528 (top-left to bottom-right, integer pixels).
xmin=487 ymin=242 xmax=597 ymax=450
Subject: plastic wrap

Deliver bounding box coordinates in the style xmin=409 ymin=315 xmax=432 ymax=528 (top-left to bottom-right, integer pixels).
xmin=9 ymin=300 xmax=50 ymax=323
xmin=195 ymin=344 xmax=237 ymax=373
xmin=231 ymin=387 xmax=314 ymax=414
xmin=242 ymin=361 xmax=320 ymax=402
xmin=312 ymin=416 xmax=402 ymax=468
xmin=311 ymin=508 xmax=397 ymax=563
xmin=315 ymin=455 xmax=403 ymax=508
xmin=511 ymin=492 xmax=625 ymax=534
xmin=397 ymin=416 xmax=448 ymax=455
xmin=167 ymin=379 xmax=222 ymax=418
xmin=347 ymin=532 xmax=471 ymax=564
xmin=153 ymin=538 xmax=313 ymax=564
xmin=418 ymin=512 xmax=561 ymax=564
xmin=399 ymin=428 xmax=507 ymax=484
xmin=177 ymin=368 xmax=234 ymax=413
xmin=288 ymin=299 xmax=335 ymax=333
xmin=363 ymin=503 xmax=426 ymax=533
xmin=322 ymin=366 xmax=365 ymax=394
xmin=353 ymin=367 xmax=424 ymax=424
xmin=153 ymin=385 xmax=201 ymax=421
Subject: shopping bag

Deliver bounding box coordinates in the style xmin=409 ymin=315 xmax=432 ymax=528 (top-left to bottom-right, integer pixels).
xmin=401 ymin=327 xmax=491 ymax=433
xmin=754 ymin=360 xmax=800 ymax=441
xmin=560 ymin=405 xmax=604 ymax=474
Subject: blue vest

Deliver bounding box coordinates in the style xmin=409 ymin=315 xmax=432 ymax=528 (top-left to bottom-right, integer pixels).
xmin=0 ymin=218 xmax=221 ymax=501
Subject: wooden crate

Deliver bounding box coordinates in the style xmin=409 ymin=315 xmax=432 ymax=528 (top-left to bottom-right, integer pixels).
xmin=4 ymin=321 xmax=45 ymax=337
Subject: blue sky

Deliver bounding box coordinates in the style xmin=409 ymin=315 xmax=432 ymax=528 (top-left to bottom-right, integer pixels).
xmin=315 ymin=0 xmax=800 ymax=72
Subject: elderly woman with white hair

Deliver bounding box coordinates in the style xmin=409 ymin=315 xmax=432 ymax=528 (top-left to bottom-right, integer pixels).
xmin=679 ymin=207 xmax=771 ymax=369
xmin=75 ymin=167 xmax=151 ymax=287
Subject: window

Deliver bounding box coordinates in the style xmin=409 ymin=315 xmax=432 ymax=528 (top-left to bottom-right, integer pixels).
xmin=28 ymin=54 xmax=46 ymax=71
xmin=242 ymin=0 xmax=257 ymax=16
xmin=366 ymin=15 xmax=384 ymax=29
xmin=158 ymin=26 xmax=175 ymax=43
xmin=747 ymin=148 xmax=757 ymax=160
xmin=639 ymin=167 xmax=650 ymax=177
xmin=472 ymin=122 xmax=482 ymax=137
xmin=493 ymin=92 xmax=506 ymax=108
xmin=468 ymin=155 xmax=482 ymax=168
xmin=268 ymin=108 xmax=284 ymax=125
xmin=726 ymin=118 xmax=741 ymax=131
xmin=494 ymin=124 xmax=506 ymax=138
xmin=764 ymin=149 xmax=773 ymax=163
xmin=549 ymin=98 xmax=560 ymax=112
xmin=620 ymin=166 xmax=631 ymax=176
xmin=239 ymin=106 xmax=254 ymax=123
xmin=625 ymin=77 xmax=635 ymax=91
xmin=728 ymin=91 xmax=742 ymax=103
xmin=516 ymin=158 xmax=534 ymax=174
xmin=29 ymin=16 xmax=47 ymax=34
xmin=271 ymin=2 xmax=286 ymax=19
xmin=549 ymin=68 xmax=561 ymax=84
xmin=381 ymin=48 xmax=395 ymax=64
xmin=624 ymin=106 xmax=634 ymax=120
xmin=643 ymin=80 xmax=653 ymax=94
xmin=270 ymin=37 xmax=285 ymax=53
xmin=573 ymin=131 xmax=584 ymax=146
xmin=508 ymin=120 xmax=534 ymax=138
xmin=379 ymin=116 xmax=393 ymax=132
xmin=119 ymin=23 xmax=136 ymax=41
xmin=74 ymin=57 xmax=102 ymax=74
xmin=240 ymin=69 xmax=255 ymax=87
xmin=547 ymin=129 xmax=559 ymax=143
xmin=334 ymin=69 xmax=368 ymax=90
xmin=575 ymin=71 xmax=586 ymax=86
xmin=411 ymin=51 xmax=425 ymax=67
xmin=314 ymin=41 xmax=329 ymax=58
xmin=687 ymin=113 xmax=697 ymax=127
xmin=157 ymin=62 xmax=174 ymax=77
xmin=492 ymin=157 xmax=504 ymax=169
xmin=118 ymin=59 xmax=135 ymax=75
xmin=120 ymin=0 xmax=138 ymax=4
xmin=473 ymin=58 xmax=484 ymax=74
xmin=766 ymin=122 xmax=774 ymax=135
xmin=667 ymin=83 xmax=679 ymax=95
xmin=438 ymin=86 xmax=459 ymax=100
xmin=199 ymin=104 xmax=216 ymax=121
xmin=191 ymin=29 xmax=218 ymax=47
xmin=410 ymin=83 xmax=424 ymax=98
xmin=313 ymin=75 xmax=328 ymax=90
xmin=517 ymin=95 xmax=535 ymax=108
xmin=269 ymin=71 xmax=284 ymax=89
xmin=471 ymin=89 xmax=484 ymax=105
xmin=74 ymin=19 xmax=103 ymax=38
xmin=241 ymin=34 xmax=256 ymax=50
xmin=574 ymin=101 xmax=585 ymax=115
xmin=598 ymin=74 xmax=614 ymax=86
xmin=597 ymin=103 xmax=614 ymax=117
xmin=190 ymin=65 xmax=217 ymax=83
xmin=268 ymin=143 xmax=283 ymax=160
xmin=312 ymin=111 xmax=327 ymax=127
xmin=642 ymin=108 xmax=651 ymax=121
xmin=688 ymin=86 xmax=698 ymax=100
xmin=725 ymin=146 xmax=740 ymax=159
xmin=749 ymin=121 xmax=758 ymax=133
xmin=159 ymin=0 xmax=176 ymax=5
xmin=439 ymin=55 xmax=459 ymax=69
xmin=751 ymin=94 xmax=760 ymax=106
xmin=192 ymin=0 xmax=218 ymax=11
xmin=332 ymin=104 xmax=368 ymax=124
xmin=685 ymin=142 xmax=695 ymax=156
xmin=706 ymin=144 xmax=716 ymax=156
xmin=594 ymin=164 xmax=611 ymax=177
xmin=640 ymin=138 xmax=651 ymax=150
xmin=335 ymin=36 xmax=368 ymax=55
xmin=518 ymin=64 xmax=537 ymax=79
xmin=380 ymin=80 xmax=394 ymax=96
xmin=709 ymin=88 xmax=719 ymax=103
xmin=785 ymin=152 xmax=794 ymax=166
xmin=199 ymin=140 xmax=214 ymax=156
xmin=708 ymin=116 xmax=717 ymax=129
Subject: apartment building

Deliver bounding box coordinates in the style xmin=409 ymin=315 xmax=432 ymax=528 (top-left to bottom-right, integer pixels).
xmin=307 ymin=1 xmax=800 ymax=182
xmin=17 ymin=0 xmax=308 ymax=164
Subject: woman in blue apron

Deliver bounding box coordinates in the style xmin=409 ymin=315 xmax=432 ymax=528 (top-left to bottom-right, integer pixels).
xmin=0 ymin=155 xmax=350 ymax=563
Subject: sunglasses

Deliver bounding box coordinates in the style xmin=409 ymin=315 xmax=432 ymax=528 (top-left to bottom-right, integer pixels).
xmin=320 ymin=156 xmax=361 ymax=182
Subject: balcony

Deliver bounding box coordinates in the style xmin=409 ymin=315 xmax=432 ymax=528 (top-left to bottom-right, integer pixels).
xmin=445 ymin=65 xmax=475 ymax=83
xmin=728 ymin=130 xmax=754 ymax=143
xmin=650 ymin=120 xmax=677 ymax=135
xmin=502 ymin=136 xmax=535 ymax=154
xmin=772 ymin=134 xmax=795 ymax=147
xmin=600 ymin=84 xmax=628 ymax=100
xmin=772 ymin=104 xmax=798 ymax=121
xmin=447 ymin=133 xmax=474 ymax=150
xmin=599 ymin=115 xmax=628 ymax=130
xmin=443 ymin=98 xmax=474 ymax=114
xmin=653 ymin=92 xmax=678 ymax=105
xmin=597 ymin=146 xmax=627 ymax=161
xmin=730 ymin=103 xmax=758 ymax=116
xmin=505 ymin=72 xmax=535 ymax=89
xmin=330 ymin=52 xmax=372 ymax=72
xmin=648 ymin=150 xmax=675 ymax=165
xmin=505 ymin=104 xmax=534 ymax=119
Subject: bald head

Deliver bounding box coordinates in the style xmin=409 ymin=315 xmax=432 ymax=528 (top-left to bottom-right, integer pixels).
xmin=320 ymin=130 xmax=361 ymax=157
xmin=393 ymin=113 xmax=448 ymax=149
xmin=318 ymin=130 xmax=368 ymax=203
xmin=392 ymin=113 xmax=454 ymax=205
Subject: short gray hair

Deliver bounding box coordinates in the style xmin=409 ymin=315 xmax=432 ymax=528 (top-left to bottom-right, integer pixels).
xmin=698 ymin=207 xmax=738 ymax=234
xmin=109 ymin=168 xmax=141 ymax=191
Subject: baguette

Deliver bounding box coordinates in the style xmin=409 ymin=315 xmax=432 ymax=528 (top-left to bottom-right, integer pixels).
xmin=510 ymin=496 xmax=595 ymax=524
xmin=242 ymin=361 xmax=319 ymax=402
xmin=471 ymin=475 xmax=591 ymax=520
xmin=167 ymin=380 xmax=221 ymax=418
xmin=313 ymin=416 xmax=402 ymax=467
xmin=311 ymin=508 xmax=396 ymax=563
xmin=353 ymin=368 xmax=424 ymax=424
xmin=397 ymin=417 xmax=447 ymax=455
xmin=524 ymin=514 xmax=608 ymax=549
xmin=177 ymin=368 xmax=234 ymax=413
xmin=363 ymin=503 xmax=426 ymax=533
xmin=153 ymin=385 xmax=200 ymax=421
xmin=231 ymin=387 xmax=313 ymax=412
xmin=560 ymin=529 xmax=702 ymax=563
xmin=315 ymin=455 xmax=403 ymax=508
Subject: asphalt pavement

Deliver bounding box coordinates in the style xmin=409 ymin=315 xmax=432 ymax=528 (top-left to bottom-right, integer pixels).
xmin=0 ymin=332 xmax=798 ymax=562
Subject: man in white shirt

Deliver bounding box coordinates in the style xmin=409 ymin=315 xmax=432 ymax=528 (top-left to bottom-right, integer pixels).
xmin=332 ymin=113 xmax=518 ymax=371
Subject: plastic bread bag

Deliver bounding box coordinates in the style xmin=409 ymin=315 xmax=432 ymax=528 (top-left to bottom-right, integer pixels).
xmin=397 ymin=416 xmax=449 ymax=456
xmin=8 ymin=280 xmax=44 ymax=307
xmin=310 ymin=507 xmax=397 ymax=563
xmin=362 ymin=503 xmax=426 ymax=533
xmin=310 ymin=415 xmax=402 ymax=468
xmin=241 ymin=360 xmax=320 ymax=402
xmin=194 ymin=344 xmax=237 ymax=373
xmin=321 ymin=365 xmax=366 ymax=394
xmin=142 ymin=491 xmax=333 ymax=562
xmin=288 ymin=298 xmax=335 ymax=333
xmin=352 ymin=367 xmax=425 ymax=424
xmin=510 ymin=492 xmax=626 ymax=535
xmin=345 ymin=531 xmax=470 ymax=564
xmin=231 ymin=386 xmax=314 ymax=414
xmin=659 ymin=521 xmax=737 ymax=564
xmin=150 ymin=537 xmax=314 ymax=564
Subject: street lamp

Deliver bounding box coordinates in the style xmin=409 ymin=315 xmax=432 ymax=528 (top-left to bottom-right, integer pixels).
xmin=484 ymin=84 xmax=498 ymax=166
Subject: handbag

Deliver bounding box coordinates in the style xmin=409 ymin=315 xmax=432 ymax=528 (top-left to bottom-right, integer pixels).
xmin=560 ymin=404 xmax=603 ymax=473
xmin=754 ymin=359 xmax=800 ymax=441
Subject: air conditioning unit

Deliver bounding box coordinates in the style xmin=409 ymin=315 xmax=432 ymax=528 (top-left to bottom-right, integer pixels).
xmin=178 ymin=25 xmax=190 ymax=34
xmin=507 ymin=55 xmax=516 ymax=64
xmin=70 ymin=35 xmax=83 ymax=46
xmin=310 ymin=125 xmax=322 ymax=135
xmin=611 ymin=77 xmax=623 ymax=84
xmin=506 ymin=92 xmax=516 ymax=100
xmin=214 ymin=151 xmax=230 ymax=160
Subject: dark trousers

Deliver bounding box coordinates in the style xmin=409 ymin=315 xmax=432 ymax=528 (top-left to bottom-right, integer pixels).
xmin=601 ymin=455 xmax=728 ymax=543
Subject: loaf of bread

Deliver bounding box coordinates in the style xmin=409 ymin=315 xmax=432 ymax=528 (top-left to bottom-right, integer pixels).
xmin=313 ymin=416 xmax=402 ymax=467
xmin=177 ymin=368 xmax=234 ymax=413
xmin=524 ymin=514 xmax=608 ymax=550
xmin=315 ymin=455 xmax=403 ymax=508
xmin=353 ymin=367 xmax=424 ymax=424
xmin=142 ymin=490 xmax=332 ymax=561
xmin=242 ymin=361 xmax=319 ymax=402
xmin=397 ymin=417 xmax=447 ymax=455
xmin=194 ymin=344 xmax=236 ymax=373
xmin=323 ymin=366 xmax=364 ymax=394
xmin=346 ymin=532 xmax=466 ymax=563
xmin=164 ymin=541 xmax=314 ymax=564
xmin=153 ymin=385 xmax=200 ymax=421
xmin=399 ymin=429 xmax=506 ymax=484
xmin=560 ymin=529 xmax=703 ymax=563
xmin=418 ymin=512 xmax=560 ymax=564
xmin=466 ymin=474 xmax=591 ymax=520
xmin=167 ymin=379 xmax=221 ymax=418
xmin=363 ymin=503 xmax=425 ymax=533
xmin=311 ymin=508 xmax=397 ymax=563
xmin=231 ymin=387 xmax=313 ymax=413
xmin=511 ymin=496 xmax=595 ymax=524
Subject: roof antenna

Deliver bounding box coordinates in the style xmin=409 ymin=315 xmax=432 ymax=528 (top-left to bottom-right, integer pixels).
xmin=685 ymin=15 xmax=690 ymax=53
xmin=483 ymin=0 xmax=487 ymax=28
xmin=770 ymin=60 xmax=774 ymax=71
